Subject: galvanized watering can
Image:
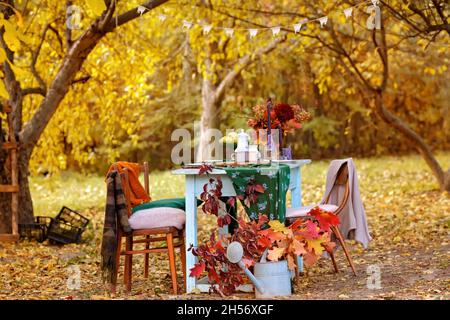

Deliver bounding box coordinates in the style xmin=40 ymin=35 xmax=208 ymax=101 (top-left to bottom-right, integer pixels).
xmin=227 ymin=242 xmax=292 ymax=298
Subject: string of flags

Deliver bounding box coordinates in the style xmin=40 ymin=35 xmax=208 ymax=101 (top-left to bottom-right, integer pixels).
xmin=136 ymin=0 xmax=380 ymax=38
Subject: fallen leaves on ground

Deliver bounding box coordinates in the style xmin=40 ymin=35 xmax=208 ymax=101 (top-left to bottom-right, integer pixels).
xmin=0 ymin=154 xmax=449 ymax=300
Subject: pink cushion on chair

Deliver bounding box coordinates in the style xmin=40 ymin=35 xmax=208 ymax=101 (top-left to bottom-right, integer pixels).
xmin=128 ymin=207 xmax=186 ymax=230
xmin=286 ymin=204 xmax=339 ymax=218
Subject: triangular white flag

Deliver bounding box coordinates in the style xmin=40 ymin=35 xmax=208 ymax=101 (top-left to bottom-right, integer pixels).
xmin=224 ymin=28 xmax=234 ymax=37
xmin=249 ymin=29 xmax=258 ymax=38
xmin=344 ymin=7 xmax=353 ymax=18
xmin=271 ymin=26 xmax=281 ymax=36
xmin=158 ymin=14 xmax=167 ymax=22
xmin=203 ymin=25 xmax=212 ymax=35
xmin=137 ymin=6 xmax=146 ymax=16
xmin=293 ymin=23 xmax=302 ymax=33
xmin=182 ymin=20 xmax=192 ymax=30
xmin=319 ymin=16 xmax=328 ymax=27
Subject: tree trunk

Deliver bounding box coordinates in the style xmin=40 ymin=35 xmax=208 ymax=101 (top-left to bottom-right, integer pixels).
xmin=374 ymin=91 xmax=449 ymax=191
xmin=0 ymin=147 xmax=35 ymax=233
xmin=0 ymin=145 xmax=11 ymax=233
xmin=197 ymin=77 xmax=221 ymax=162
xmin=17 ymin=148 xmax=33 ymax=224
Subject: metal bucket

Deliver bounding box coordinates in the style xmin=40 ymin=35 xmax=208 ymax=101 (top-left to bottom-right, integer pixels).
xmin=254 ymin=260 xmax=292 ymax=298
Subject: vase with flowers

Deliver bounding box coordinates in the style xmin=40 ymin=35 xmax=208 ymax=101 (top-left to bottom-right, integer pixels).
xmin=247 ymin=100 xmax=311 ymax=159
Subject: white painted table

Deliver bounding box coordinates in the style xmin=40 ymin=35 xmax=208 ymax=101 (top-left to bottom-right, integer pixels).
xmin=172 ymin=159 xmax=311 ymax=293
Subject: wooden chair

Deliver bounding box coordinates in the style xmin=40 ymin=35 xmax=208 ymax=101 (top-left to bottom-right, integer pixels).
xmin=286 ymin=162 xmax=357 ymax=276
xmin=112 ymin=162 xmax=186 ymax=294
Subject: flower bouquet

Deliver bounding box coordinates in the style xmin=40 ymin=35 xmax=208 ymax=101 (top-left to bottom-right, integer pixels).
xmin=247 ymin=101 xmax=311 ymax=156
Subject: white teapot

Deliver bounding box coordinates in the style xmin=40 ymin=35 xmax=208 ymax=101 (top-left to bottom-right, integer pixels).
xmin=232 ymin=130 xmax=249 ymax=162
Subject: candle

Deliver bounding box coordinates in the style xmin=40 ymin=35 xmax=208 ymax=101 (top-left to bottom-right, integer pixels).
xmin=266 ymin=98 xmax=272 ymax=153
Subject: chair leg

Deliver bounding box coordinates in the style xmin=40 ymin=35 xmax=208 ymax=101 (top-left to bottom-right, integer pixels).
xmin=329 ymin=248 xmax=339 ymax=273
xmin=144 ymin=235 xmax=150 ymax=278
xmin=111 ymin=234 xmax=122 ymax=294
xmin=180 ymin=241 xmax=186 ymax=291
xmin=331 ymin=226 xmax=357 ymax=276
xmin=166 ymin=233 xmax=178 ymax=295
xmin=124 ymin=236 xmax=133 ymax=292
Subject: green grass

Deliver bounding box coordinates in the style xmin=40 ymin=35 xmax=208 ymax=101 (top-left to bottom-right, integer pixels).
xmin=29 ymin=152 xmax=450 ymax=216
xmin=29 ymin=169 xmax=186 ymax=216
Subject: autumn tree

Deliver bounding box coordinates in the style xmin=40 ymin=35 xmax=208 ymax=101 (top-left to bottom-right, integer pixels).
xmin=0 ymin=0 xmax=168 ymax=233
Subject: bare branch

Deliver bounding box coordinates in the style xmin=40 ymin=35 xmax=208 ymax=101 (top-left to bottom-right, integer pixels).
xmin=48 ymin=25 xmax=64 ymax=51
xmin=22 ymin=87 xmax=46 ymax=97
xmin=71 ymin=75 xmax=91 ymax=85
xmin=215 ymin=36 xmax=286 ymax=100
xmin=30 ymin=24 xmax=50 ymax=94
xmin=371 ymin=18 xmax=388 ymax=91
xmin=327 ymin=22 xmax=376 ymax=92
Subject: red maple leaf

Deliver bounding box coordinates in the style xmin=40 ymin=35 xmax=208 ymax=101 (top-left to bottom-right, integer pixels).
xmin=257 ymin=235 xmax=272 ymax=248
xmin=199 ymin=163 xmax=213 ymax=175
xmin=217 ymin=214 xmax=231 ymax=227
xmin=308 ymin=207 xmax=340 ymax=231
xmin=296 ymin=220 xmax=320 ymax=240
xmin=226 ymin=197 xmax=236 ymax=208
xmin=189 ymin=262 xmax=205 ymax=278
xmin=207 ymin=266 xmax=220 ymax=283
xmin=254 ymin=183 xmax=265 ymax=193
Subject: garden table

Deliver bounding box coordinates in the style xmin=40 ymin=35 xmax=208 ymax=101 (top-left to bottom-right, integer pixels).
xmin=172 ymin=159 xmax=311 ymax=293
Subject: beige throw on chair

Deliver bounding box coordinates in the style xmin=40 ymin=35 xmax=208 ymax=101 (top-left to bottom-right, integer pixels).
xmin=322 ymin=158 xmax=371 ymax=248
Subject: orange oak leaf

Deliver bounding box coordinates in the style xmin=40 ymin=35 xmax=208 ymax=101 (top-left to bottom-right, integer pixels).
xmin=322 ymin=241 xmax=336 ymax=253
xmin=259 ymin=229 xmax=285 ymax=242
xmin=267 ymin=247 xmax=286 ymax=261
xmin=291 ymin=239 xmax=307 ymax=256
xmin=303 ymin=251 xmax=319 ymax=267
xmin=287 ymin=254 xmax=296 ymax=270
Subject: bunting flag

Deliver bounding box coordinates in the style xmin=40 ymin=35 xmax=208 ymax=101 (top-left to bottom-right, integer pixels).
xmin=319 ymin=16 xmax=328 ymax=27
xmin=271 ymin=26 xmax=281 ymax=36
xmin=344 ymin=7 xmax=353 ymax=18
xmin=249 ymin=29 xmax=258 ymax=38
xmin=137 ymin=5 xmax=146 ymax=16
xmin=224 ymin=28 xmax=234 ymax=37
xmin=182 ymin=20 xmax=192 ymax=29
xmin=139 ymin=0 xmax=378 ymax=38
xmin=203 ymin=24 xmax=213 ymax=34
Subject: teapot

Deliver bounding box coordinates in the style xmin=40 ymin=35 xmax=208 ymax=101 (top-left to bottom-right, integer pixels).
xmin=232 ymin=130 xmax=250 ymax=163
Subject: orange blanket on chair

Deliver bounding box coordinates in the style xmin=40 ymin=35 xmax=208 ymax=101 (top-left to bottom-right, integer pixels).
xmin=107 ymin=162 xmax=151 ymax=207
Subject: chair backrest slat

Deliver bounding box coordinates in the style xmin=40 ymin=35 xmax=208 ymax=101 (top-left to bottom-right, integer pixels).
xmin=121 ymin=169 xmax=133 ymax=217
xmin=335 ymin=164 xmax=349 ymax=185
xmin=326 ymin=162 xmax=350 ymax=216
xmin=114 ymin=162 xmax=150 ymax=217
